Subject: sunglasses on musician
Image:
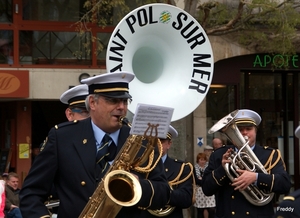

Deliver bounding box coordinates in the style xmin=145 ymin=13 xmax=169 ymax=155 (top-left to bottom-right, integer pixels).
xmin=71 ymin=108 xmax=89 ymax=117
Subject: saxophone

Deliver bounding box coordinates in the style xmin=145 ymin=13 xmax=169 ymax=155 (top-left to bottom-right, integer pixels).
xmin=78 ymin=117 xmax=163 ymax=218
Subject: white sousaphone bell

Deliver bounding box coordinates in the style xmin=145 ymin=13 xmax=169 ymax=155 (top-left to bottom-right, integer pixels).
xmin=106 ymin=3 xmax=214 ymax=122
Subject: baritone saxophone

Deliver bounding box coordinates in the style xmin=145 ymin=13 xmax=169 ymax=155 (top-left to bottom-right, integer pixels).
xmin=78 ymin=117 xmax=163 ymax=218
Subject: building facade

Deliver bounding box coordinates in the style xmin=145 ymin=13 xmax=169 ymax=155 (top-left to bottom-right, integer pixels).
xmin=0 ymin=0 xmax=299 ymax=205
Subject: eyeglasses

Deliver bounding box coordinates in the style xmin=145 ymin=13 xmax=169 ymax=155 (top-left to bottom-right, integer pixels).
xmin=71 ymin=108 xmax=90 ymax=117
xmin=103 ymin=97 xmax=131 ymax=105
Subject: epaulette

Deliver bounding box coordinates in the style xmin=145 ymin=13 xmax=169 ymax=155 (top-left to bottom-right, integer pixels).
xmin=263 ymin=145 xmax=275 ymax=150
xmin=173 ymin=158 xmax=185 ymax=163
xmin=54 ymin=120 xmax=79 ymax=129
xmin=40 ymin=137 xmax=48 ymax=152
xmin=275 ymin=189 xmax=300 ymax=217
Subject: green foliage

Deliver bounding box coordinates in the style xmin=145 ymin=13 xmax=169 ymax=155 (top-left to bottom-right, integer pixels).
xmin=76 ymin=0 xmax=300 ymax=57
xmin=197 ymin=0 xmax=300 ymax=55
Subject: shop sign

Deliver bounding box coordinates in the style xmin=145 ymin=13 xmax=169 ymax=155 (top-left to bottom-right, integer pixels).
xmin=0 ymin=70 xmax=29 ymax=97
xmin=253 ymin=54 xmax=299 ymax=68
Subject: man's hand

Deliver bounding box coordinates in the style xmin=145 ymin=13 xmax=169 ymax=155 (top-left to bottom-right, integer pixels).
xmin=9 ymin=204 xmax=18 ymax=211
xmin=222 ymin=148 xmax=233 ymax=167
xmin=231 ymin=169 xmax=257 ymax=191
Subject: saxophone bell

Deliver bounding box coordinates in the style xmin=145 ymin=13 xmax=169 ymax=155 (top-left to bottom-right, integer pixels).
xmin=104 ymin=170 xmax=142 ymax=206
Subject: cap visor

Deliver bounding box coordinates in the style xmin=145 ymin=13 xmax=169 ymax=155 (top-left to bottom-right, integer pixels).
xmin=236 ymin=123 xmax=256 ymax=127
xmin=69 ymin=103 xmax=86 ymax=108
xmin=99 ymin=92 xmax=132 ymax=99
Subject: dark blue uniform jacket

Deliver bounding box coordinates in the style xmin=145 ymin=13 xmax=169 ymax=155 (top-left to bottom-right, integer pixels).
xmin=19 ymin=117 xmax=170 ymax=218
xmin=142 ymin=156 xmax=194 ymax=218
xmin=202 ymin=145 xmax=291 ymax=218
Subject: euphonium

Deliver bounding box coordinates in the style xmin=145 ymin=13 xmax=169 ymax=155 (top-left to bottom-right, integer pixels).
xmin=79 ymin=117 xmax=163 ymax=218
xmin=208 ymin=110 xmax=274 ymax=206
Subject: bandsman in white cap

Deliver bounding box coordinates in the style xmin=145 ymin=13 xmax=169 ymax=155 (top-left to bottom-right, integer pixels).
xmin=273 ymin=125 xmax=300 ymax=218
xmin=40 ymin=84 xmax=90 ymax=152
xmin=38 ymin=84 xmax=90 ymax=216
xmin=60 ymin=84 xmax=89 ymax=121
xmin=141 ymin=125 xmax=194 ymax=218
xmin=20 ymin=71 xmax=170 ymax=218
xmin=202 ymin=109 xmax=291 ymax=218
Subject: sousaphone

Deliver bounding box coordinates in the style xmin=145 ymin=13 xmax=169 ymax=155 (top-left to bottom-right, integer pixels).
xmin=106 ymin=3 xmax=214 ymax=121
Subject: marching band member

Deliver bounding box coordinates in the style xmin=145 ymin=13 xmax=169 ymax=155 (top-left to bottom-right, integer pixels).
xmin=40 ymin=84 xmax=90 ymax=152
xmin=41 ymin=84 xmax=90 ymax=217
xmin=141 ymin=125 xmax=194 ymax=218
xmin=202 ymin=109 xmax=291 ymax=218
xmin=274 ymin=125 xmax=300 ymax=218
xmin=60 ymin=84 xmax=90 ymax=121
xmin=20 ymin=72 xmax=170 ymax=218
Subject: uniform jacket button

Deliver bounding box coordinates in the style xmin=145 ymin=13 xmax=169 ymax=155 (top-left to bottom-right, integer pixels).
xmin=81 ymin=181 xmax=86 ymax=186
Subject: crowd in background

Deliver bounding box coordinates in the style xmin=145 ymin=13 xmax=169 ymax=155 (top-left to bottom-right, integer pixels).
xmin=0 ymin=72 xmax=296 ymax=218
xmin=193 ymin=139 xmax=224 ymax=218
xmin=0 ymin=172 xmax=22 ymax=218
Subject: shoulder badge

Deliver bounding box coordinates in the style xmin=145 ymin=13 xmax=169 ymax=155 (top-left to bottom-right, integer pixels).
xmin=174 ymin=158 xmax=184 ymax=163
xmin=54 ymin=120 xmax=79 ymax=130
xmin=40 ymin=137 xmax=48 ymax=152
xmin=263 ymin=145 xmax=276 ymax=151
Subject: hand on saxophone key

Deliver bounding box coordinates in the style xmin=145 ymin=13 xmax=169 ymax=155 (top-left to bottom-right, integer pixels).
xmin=221 ymin=148 xmax=233 ymax=167
xmin=232 ymin=169 xmax=257 ymax=191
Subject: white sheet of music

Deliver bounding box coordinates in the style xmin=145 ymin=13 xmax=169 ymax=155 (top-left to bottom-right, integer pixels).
xmin=130 ymin=103 xmax=174 ymax=138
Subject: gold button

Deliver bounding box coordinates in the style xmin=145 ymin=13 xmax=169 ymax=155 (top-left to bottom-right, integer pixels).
xmin=231 ymin=195 xmax=234 ymax=199
xmin=246 ymin=211 xmax=250 ymax=215
xmin=232 ymin=211 xmax=235 ymax=215
xmin=81 ymin=181 xmax=86 ymax=186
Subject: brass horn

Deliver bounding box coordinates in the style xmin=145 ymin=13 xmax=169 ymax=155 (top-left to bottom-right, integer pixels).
xmin=79 ymin=117 xmax=160 ymax=217
xmin=106 ymin=3 xmax=214 ymax=216
xmin=80 ymin=2 xmax=215 ymax=217
xmin=106 ymin=3 xmax=214 ymax=122
xmin=208 ymin=110 xmax=274 ymax=206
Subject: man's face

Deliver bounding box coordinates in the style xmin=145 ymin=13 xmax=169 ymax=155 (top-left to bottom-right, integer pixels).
xmin=89 ymin=95 xmax=128 ymax=133
xmin=7 ymin=176 xmax=19 ymax=190
xmin=160 ymin=139 xmax=171 ymax=156
xmin=237 ymin=125 xmax=257 ymax=147
xmin=212 ymin=138 xmax=223 ymax=150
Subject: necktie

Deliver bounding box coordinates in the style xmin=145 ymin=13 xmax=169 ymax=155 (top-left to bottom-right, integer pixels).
xmin=96 ymin=134 xmax=117 ymax=174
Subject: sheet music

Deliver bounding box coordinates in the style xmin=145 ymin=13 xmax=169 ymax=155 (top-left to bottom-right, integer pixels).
xmin=130 ymin=104 xmax=174 ymax=138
